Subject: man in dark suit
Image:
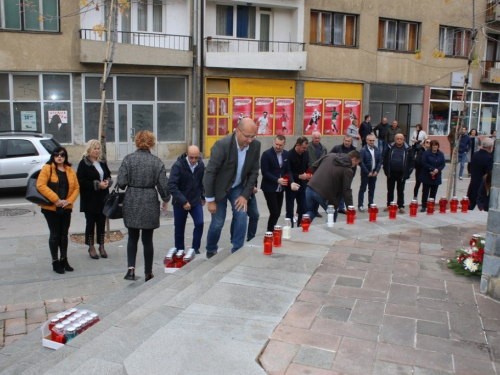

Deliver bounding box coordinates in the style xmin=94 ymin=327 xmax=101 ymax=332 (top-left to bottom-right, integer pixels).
xmin=203 ymin=118 xmax=261 ymax=258
xmin=467 ymin=137 xmax=494 ymax=210
xmin=359 ymin=115 xmax=373 ymax=147
xmin=260 ymin=135 xmax=298 ymax=231
xmin=286 ymin=136 xmax=309 ymax=228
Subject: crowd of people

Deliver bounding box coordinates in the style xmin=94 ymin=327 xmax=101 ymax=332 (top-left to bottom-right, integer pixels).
xmin=35 ymin=118 xmax=495 ymax=280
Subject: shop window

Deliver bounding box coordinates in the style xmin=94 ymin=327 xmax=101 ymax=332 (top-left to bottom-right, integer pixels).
xmin=84 ymin=103 xmax=115 ymax=142
xmin=206 ymin=78 xmax=230 ymax=94
xmin=84 ymin=77 xmax=113 ymax=100
xmin=429 ymin=101 xmax=450 ymax=136
xmin=0 ymin=103 xmax=10 ymax=132
xmin=378 ymin=19 xmax=418 ymax=52
xmin=439 ymin=26 xmax=471 ymax=57
xmin=43 ymin=75 xmax=70 ymax=101
xmin=44 ymin=102 xmax=72 ymax=144
xmin=157 ymin=78 xmax=185 ymax=101
xmin=117 ymin=77 xmax=154 ymax=101
xmin=0 ymin=0 xmax=59 ymax=32
xmin=157 ymin=103 xmax=185 ymax=141
xmin=0 ymin=74 xmax=9 ymax=100
xmin=13 ymin=103 xmax=42 ymax=132
xmin=310 ymin=11 xmax=357 ymax=47
xmin=13 ymin=75 xmax=40 ymax=100
xmin=216 ymin=4 xmax=256 ymax=39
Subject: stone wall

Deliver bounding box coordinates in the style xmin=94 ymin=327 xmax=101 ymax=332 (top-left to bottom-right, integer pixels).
xmin=481 ymin=140 xmax=500 ymax=299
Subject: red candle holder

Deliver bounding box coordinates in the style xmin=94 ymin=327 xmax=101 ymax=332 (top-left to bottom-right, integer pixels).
xmin=301 ymin=214 xmax=311 ymax=232
xmin=273 ymin=225 xmax=282 ymax=247
xmin=346 ymin=206 xmax=356 ymax=224
xmin=409 ymin=200 xmax=418 ymax=217
xmin=439 ymin=197 xmax=448 ymax=214
xmin=264 ymin=232 xmax=273 ymax=255
xmin=389 ymin=202 xmax=398 ymax=220
xmin=368 ymin=204 xmax=378 ymax=222
xmin=461 ymin=196 xmax=470 ymax=213
xmin=450 ymin=196 xmax=459 ymax=213
xmin=426 ymin=198 xmax=435 ymax=215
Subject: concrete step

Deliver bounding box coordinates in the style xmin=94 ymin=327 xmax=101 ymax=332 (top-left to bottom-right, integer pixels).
xmin=0 ymin=250 xmax=236 ymax=375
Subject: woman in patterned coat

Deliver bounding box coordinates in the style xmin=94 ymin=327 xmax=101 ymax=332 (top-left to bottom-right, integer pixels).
xmin=117 ymin=131 xmax=170 ymax=282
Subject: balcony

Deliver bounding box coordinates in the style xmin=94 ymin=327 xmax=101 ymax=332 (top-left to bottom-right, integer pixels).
xmin=79 ymin=29 xmax=193 ymax=67
xmin=204 ymin=37 xmax=307 ymax=71
xmin=481 ymin=61 xmax=500 ymax=84
xmin=486 ymin=0 xmax=500 ymax=24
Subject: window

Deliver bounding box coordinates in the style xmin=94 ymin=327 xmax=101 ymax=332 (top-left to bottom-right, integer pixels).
xmin=6 ymin=140 xmax=38 ymax=158
xmin=0 ymin=0 xmax=59 ymax=32
xmin=310 ymin=11 xmax=357 ymax=47
xmin=378 ymin=19 xmax=418 ymax=52
xmin=216 ymin=4 xmax=255 ymax=39
xmin=439 ymin=27 xmax=471 ymax=57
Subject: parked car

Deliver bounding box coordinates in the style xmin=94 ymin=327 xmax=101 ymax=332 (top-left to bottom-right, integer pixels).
xmin=0 ymin=132 xmax=61 ymax=189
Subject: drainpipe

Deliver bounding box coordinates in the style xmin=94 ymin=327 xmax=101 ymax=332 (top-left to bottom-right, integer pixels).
xmin=191 ymin=0 xmax=198 ymax=146
xmin=199 ymin=0 xmax=205 ymax=154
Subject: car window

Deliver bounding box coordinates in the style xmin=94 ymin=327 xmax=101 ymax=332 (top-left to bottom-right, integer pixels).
xmin=6 ymin=139 xmax=39 ymax=158
xmin=40 ymin=139 xmax=60 ymax=153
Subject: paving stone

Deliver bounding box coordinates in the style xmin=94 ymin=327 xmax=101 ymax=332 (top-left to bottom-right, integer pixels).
xmin=3 ymin=334 xmax=26 ymax=346
xmin=446 ymin=281 xmax=477 ymax=305
xmin=413 ymin=367 xmax=453 ymax=375
xmin=26 ymin=322 xmax=43 ymax=333
xmin=304 ymin=273 xmax=336 ymax=294
xmin=45 ymin=301 xmax=66 ymax=314
xmin=398 ymin=241 xmax=421 ymax=254
xmin=63 ymin=296 xmax=83 ymax=303
xmin=334 ymin=276 xmax=363 ymax=288
xmin=332 ymin=244 xmax=375 ymax=255
xmin=349 ymin=300 xmax=385 ymax=326
xmin=362 ymin=271 xmax=392 ymax=292
xmin=297 ymin=290 xmax=356 ymax=309
xmin=392 ymin=275 xmax=445 ymax=289
xmin=371 ymin=251 xmax=396 ymax=265
xmin=420 ymin=243 xmax=442 ymax=251
xmin=284 ymin=363 xmax=341 ymax=375
xmin=416 ymin=321 xmax=449 ymax=338
xmin=372 ymin=360 xmax=413 ymax=375
xmin=293 ymin=345 xmax=335 ymax=370
xmin=311 ymin=318 xmax=380 ymax=342
xmin=26 ymin=307 xmax=47 ymax=324
xmin=419 ymin=262 xmax=444 ymax=272
xmin=418 ymin=287 xmax=447 ymax=300
xmin=5 ymin=301 xmax=44 ymax=312
xmin=0 ymin=305 xmax=6 ymax=312
xmin=4 ymin=317 xmax=26 ymax=336
xmin=329 ymin=285 xmax=387 ymax=302
xmin=476 ymin=294 xmax=500 ymax=319
xmin=316 ymin=264 xmax=366 ymax=279
xmin=318 ymin=305 xmax=351 ymax=322
xmin=449 ymin=313 xmax=486 ymax=343
xmin=332 ymin=337 xmax=377 ymax=375
xmin=394 ymin=259 xmax=420 ymax=277
xmin=377 ymin=343 xmax=453 ymax=372
xmin=415 ymin=334 xmax=490 ymax=361
xmin=453 ymin=355 xmax=496 ymax=375
xmin=419 ymin=269 xmax=473 ymax=283
xmin=389 ymin=283 xmax=418 ymax=306
xmin=321 ymin=252 xmax=350 ymax=267
xmin=281 ymin=301 xmax=322 ymax=329
xmin=485 ymin=331 xmax=500 ymax=362
xmin=379 ymin=315 xmax=416 ymax=347
xmin=347 ymin=254 xmax=372 ymax=263
xmin=0 ymin=310 xmax=26 ymax=320
xmin=271 ymin=324 xmax=341 ymax=352
xmin=260 ymin=339 xmax=299 ymax=375
xmin=482 ymin=317 xmax=500 ymax=331
xmin=344 ymin=260 xmax=394 ymax=273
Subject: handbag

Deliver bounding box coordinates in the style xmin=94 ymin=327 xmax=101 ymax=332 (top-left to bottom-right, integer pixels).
xmin=25 ymin=173 xmax=51 ymax=205
xmin=103 ymin=186 xmax=125 ymax=219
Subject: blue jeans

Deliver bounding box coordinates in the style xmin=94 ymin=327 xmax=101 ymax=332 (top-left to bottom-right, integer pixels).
xmin=358 ymin=173 xmax=377 ymax=208
xmin=286 ymin=187 xmax=307 ymax=228
xmin=458 ymin=152 xmax=467 ymax=177
xmin=305 ymin=186 xmax=338 ymax=223
xmin=378 ymin=139 xmax=387 ymax=157
xmin=206 ymin=184 xmax=248 ymax=254
xmin=230 ymin=193 xmax=259 ymax=241
xmin=173 ymin=202 xmax=204 ymax=251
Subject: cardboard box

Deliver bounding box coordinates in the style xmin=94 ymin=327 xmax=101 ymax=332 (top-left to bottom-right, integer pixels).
xmin=41 ymin=321 xmax=64 ymax=350
xmin=164 ymin=267 xmax=180 ymax=273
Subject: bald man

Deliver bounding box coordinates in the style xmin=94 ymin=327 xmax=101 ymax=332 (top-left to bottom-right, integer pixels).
xmin=168 ymin=145 xmax=205 ymax=254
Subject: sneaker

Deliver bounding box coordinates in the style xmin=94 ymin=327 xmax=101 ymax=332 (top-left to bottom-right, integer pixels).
xmin=459 ymin=176 xmax=463 ymax=180
xmin=399 ymin=208 xmax=405 ymax=214
xmin=358 ymin=206 xmax=365 ymax=212
xmin=383 ymin=207 xmax=389 ymax=212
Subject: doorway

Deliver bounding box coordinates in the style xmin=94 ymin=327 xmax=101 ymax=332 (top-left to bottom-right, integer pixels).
xmin=117 ymin=103 xmax=154 ymax=159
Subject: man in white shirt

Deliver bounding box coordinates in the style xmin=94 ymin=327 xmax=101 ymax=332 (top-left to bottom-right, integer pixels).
xmin=257 ymin=112 xmax=270 ymax=134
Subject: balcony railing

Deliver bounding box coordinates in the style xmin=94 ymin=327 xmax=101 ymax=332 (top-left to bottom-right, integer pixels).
xmin=205 ymin=37 xmax=305 ymax=53
xmin=80 ymin=29 xmax=192 ymax=51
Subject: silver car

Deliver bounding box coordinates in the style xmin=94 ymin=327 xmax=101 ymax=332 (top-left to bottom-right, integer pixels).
xmin=0 ymin=132 xmax=61 ymax=189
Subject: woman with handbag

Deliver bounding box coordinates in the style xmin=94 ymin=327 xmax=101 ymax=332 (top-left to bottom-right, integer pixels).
xmin=37 ymin=147 xmax=80 ymax=274
xmin=77 ymin=140 xmax=112 ymax=260
xmin=117 ymin=130 xmax=170 ymax=282
xmin=419 ymin=140 xmax=446 ymax=212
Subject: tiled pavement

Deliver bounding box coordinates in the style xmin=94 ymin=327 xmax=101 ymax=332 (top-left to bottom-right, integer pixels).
xmin=0 ymin=297 xmax=92 ymax=349
xmin=260 ymin=223 xmax=500 ymax=375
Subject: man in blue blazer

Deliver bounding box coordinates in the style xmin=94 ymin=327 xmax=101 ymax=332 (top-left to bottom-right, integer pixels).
xmin=203 ymin=118 xmax=261 ymax=258
xmin=260 ymin=135 xmax=298 ymax=231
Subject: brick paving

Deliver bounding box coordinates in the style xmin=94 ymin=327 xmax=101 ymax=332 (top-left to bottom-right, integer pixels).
xmin=260 ymin=223 xmax=500 ymax=375
xmin=0 ymin=296 xmax=92 ymax=349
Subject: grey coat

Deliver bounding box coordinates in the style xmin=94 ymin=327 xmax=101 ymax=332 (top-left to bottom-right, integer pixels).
xmin=117 ymin=149 xmax=170 ymax=229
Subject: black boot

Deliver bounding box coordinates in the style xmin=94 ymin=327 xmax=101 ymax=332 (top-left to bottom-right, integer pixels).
xmin=52 ymin=259 xmax=65 ymax=274
xmin=60 ymin=258 xmax=74 ymax=272
xmin=124 ymin=268 xmax=135 ymax=280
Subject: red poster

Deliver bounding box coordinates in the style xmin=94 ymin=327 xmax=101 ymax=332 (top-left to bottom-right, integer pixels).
xmin=303 ymin=99 xmax=323 ymax=135
xmin=219 ymin=98 xmax=228 ymax=116
xmin=343 ymin=100 xmax=361 ymax=134
xmin=232 ymin=97 xmax=253 ymax=132
xmin=207 ymin=97 xmax=217 ymax=116
xmin=254 ymin=97 xmax=274 ymax=135
xmin=275 ymin=98 xmax=294 ymax=135
xmin=324 ymin=99 xmax=342 ymax=135
xmin=218 ymin=118 xmax=229 ymax=136
xmin=207 ymin=118 xmax=216 ymax=135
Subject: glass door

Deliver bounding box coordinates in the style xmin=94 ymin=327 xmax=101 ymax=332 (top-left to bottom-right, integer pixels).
xmin=259 ymin=14 xmax=271 ymax=52
xmin=117 ymin=103 xmax=154 ymax=159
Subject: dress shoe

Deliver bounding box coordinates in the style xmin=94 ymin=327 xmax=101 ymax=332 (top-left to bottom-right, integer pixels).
xmin=316 ymin=212 xmax=323 ymax=218
xmin=52 ymin=259 xmax=65 ymax=274
xmin=60 ymin=258 xmax=74 ymax=272
xmin=398 ymin=208 xmax=405 ymax=214
xmin=420 ymin=207 xmax=426 ymax=212
xmin=99 ymin=245 xmax=108 ymax=258
xmin=124 ymin=268 xmax=135 ymax=280
xmin=145 ymin=274 xmax=154 ymax=282
xmin=383 ymin=207 xmax=389 ymax=212
xmin=194 ymin=249 xmax=200 ymax=254
xmin=206 ymin=251 xmax=217 ymax=259
xmin=88 ymin=245 xmax=99 ymax=259
xmin=337 ymin=208 xmax=346 ymax=215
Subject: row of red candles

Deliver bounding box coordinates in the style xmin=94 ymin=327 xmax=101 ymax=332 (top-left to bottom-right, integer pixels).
xmin=48 ymin=309 xmax=100 ymax=344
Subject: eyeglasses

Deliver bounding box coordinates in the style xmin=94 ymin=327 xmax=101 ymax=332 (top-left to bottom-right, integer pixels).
xmin=53 ymin=152 xmax=66 ymax=158
xmin=238 ymin=129 xmax=257 ymax=140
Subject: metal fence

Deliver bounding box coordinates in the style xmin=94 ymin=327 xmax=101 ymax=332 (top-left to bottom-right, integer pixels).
xmin=205 ymin=37 xmax=305 ymax=53
xmin=80 ymin=29 xmax=192 ymax=51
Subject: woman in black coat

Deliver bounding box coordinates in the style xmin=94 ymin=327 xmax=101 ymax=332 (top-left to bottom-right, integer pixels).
xmin=413 ymin=138 xmax=430 ymax=200
xmin=419 ymin=140 xmax=446 ymax=212
xmin=77 ymin=140 xmax=112 ymax=259
xmin=477 ymin=170 xmax=492 ymax=212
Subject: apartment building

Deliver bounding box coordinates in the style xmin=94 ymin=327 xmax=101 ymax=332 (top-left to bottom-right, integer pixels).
xmin=0 ymin=0 xmax=499 ymax=160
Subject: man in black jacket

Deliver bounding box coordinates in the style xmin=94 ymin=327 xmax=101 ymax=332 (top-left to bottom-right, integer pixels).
xmin=383 ymin=133 xmax=414 ymax=213
xmin=359 ymin=115 xmax=373 ymax=147
xmin=286 ymin=137 xmax=309 ymax=228
xmin=168 ymin=145 xmax=205 ymax=254
xmin=330 ymin=135 xmax=357 ymax=213
xmin=374 ymin=117 xmax=389 ymax=155
xmin=467 ymin=138 xmax=494 ymax=210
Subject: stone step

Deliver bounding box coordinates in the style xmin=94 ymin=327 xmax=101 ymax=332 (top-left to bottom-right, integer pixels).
xmin=0 ymin=250 xmax=235 ymax=375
